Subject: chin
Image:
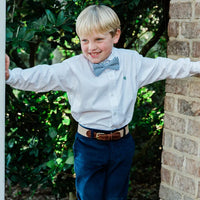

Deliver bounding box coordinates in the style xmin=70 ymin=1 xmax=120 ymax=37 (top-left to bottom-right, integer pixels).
xmin=89 ymin=57 xmax=102 ymax=64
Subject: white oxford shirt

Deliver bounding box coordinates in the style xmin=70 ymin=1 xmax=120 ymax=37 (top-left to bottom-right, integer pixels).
xmin=6 ymin=48 xmax=200 ymax=130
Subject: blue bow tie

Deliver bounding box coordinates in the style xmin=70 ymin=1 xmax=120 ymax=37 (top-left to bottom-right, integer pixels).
xmin=93 ymin=57 xmax=120 ymax=76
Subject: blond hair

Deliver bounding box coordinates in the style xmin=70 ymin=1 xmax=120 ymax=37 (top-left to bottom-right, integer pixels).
xmin=76 ymin=5 xmax=121 ymax=37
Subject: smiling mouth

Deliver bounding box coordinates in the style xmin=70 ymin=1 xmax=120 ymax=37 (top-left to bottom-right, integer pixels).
xmin=89 ymin=51 xmax=101 ymax=57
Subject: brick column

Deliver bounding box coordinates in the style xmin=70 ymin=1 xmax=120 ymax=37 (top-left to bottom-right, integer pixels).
xmin=159 ymin=0 xmax=200 ymax=199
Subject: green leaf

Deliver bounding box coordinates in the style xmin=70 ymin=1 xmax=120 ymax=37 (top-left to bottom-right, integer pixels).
xmin=65 ymin=149 xmax=74 ymax=165
xmin=62 ymin=118 xmax=70 ymax=126
xmin=45 ymin=27 xmax=57 ymax=34
xmin=45 ymin=9 xmax=56 ymax=25
xmin=24 ymin=30 xmax=35 ymax=41
xmin=56 ymin=158 xmax=63 ymax=165
xmin=61 ymin=24 xmax=72 ymax=32
xmin=29 ymin=148 xmax=39 ymax=157
xmin=135 ymin=19 xmax=139 ymax=24
xmin=6 ymin=27 xmax=13 ymax=41
xmin=39 ymin=15 xmax=48 ymax=26
xmin=56 ymin=11 xmax=66 ymax=26
xmin=8 ymin=138 xmax=15 ymax=148
xmin=6 ymin=154 xmax=12 ymax=166
xmin=49 ymin=127 xmax=57 ymax=139
xmin=32 ymin=16 xmax=47 ymax=31
xmin=65 ymin=155 xmax=74 ymax=165
xmin=46 ymin=160 xmax=55 ymax=168
xmin=17 ymin=27 xmax=26 ymax=39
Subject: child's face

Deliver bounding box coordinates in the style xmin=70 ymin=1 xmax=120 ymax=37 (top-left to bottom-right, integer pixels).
xmin=79 ymin=29 xmax=121 ymax=64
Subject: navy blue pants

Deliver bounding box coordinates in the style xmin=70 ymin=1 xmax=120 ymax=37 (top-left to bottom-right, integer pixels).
xmin=73 ymin=132 xmax=135 ymax=200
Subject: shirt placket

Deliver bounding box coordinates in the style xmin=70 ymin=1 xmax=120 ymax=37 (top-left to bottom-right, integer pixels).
xmin=107 ymin=71 xmax=119 ymax=127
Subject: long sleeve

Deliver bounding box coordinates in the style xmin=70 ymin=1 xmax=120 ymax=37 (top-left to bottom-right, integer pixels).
xmin=135 ymin=54 xmax=200 ymax=88
xmin=6 ymin=61 xmax=73 ymax=93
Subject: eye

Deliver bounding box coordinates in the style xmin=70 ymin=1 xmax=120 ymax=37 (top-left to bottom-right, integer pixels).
xmin=81 ymin=39 xmax=88 ymax=43
xmin=96 ymin=38 xmax=104 ymax=42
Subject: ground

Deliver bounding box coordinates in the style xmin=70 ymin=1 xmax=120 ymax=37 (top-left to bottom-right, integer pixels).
xmin=6 ymin=171 xmax=161 ymax=200
xmin=6 ymin=133 xmax=162 ymax=200
xmin=6 ymin=178 xmax=160 ymax=200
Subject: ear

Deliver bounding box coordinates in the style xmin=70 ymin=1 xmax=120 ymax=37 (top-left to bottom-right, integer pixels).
xmin=113 ymin=29 xmax=121 ymax=44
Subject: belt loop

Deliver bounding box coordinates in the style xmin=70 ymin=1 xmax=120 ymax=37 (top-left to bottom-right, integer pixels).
xmin=91 ymin=130 xmax=94 ymax=138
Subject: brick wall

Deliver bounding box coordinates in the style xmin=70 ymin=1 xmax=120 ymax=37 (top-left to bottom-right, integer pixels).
xmin=159 ymin=0 xmax=200 ymax=199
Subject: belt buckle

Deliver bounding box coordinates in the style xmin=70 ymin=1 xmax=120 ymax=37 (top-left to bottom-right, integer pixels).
xmin=96 ymin=132 xmax=105 ymax=140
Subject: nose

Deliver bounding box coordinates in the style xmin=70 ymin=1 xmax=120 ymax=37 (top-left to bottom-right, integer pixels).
xmin=88 ymin=42 xmax=97 ymax=51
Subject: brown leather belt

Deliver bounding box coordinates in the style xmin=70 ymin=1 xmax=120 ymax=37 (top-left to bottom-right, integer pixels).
xmin=77 ymin=125 xmax=129 ymax=141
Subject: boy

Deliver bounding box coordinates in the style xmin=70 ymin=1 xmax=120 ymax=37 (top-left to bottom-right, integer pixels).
xmin=5 ymin=4 xmax=200 ymax=200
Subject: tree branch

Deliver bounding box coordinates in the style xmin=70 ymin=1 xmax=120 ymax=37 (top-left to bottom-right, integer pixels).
xmin=139 ymin=0 xmax=170 ymax=56
xmin=29 ymin=42 xmax=39 ymax=67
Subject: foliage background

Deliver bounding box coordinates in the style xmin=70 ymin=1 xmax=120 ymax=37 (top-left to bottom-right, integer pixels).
xmin=5 ymin=0 xmax=170 ymax=199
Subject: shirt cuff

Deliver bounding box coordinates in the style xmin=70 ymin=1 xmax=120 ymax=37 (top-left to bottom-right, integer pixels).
xmin=191 ymin=61 xmax=200 ymax=75
xmin=6 ymin=69 xmax=13 ymax=84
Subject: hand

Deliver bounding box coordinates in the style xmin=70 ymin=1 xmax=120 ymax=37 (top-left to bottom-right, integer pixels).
xmin=5 ymin=54 xmax=10 ymax=80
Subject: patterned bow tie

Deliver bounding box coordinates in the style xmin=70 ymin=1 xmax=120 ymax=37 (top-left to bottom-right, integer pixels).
xmin=93 ymin=57 xmax=120 ymax=77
